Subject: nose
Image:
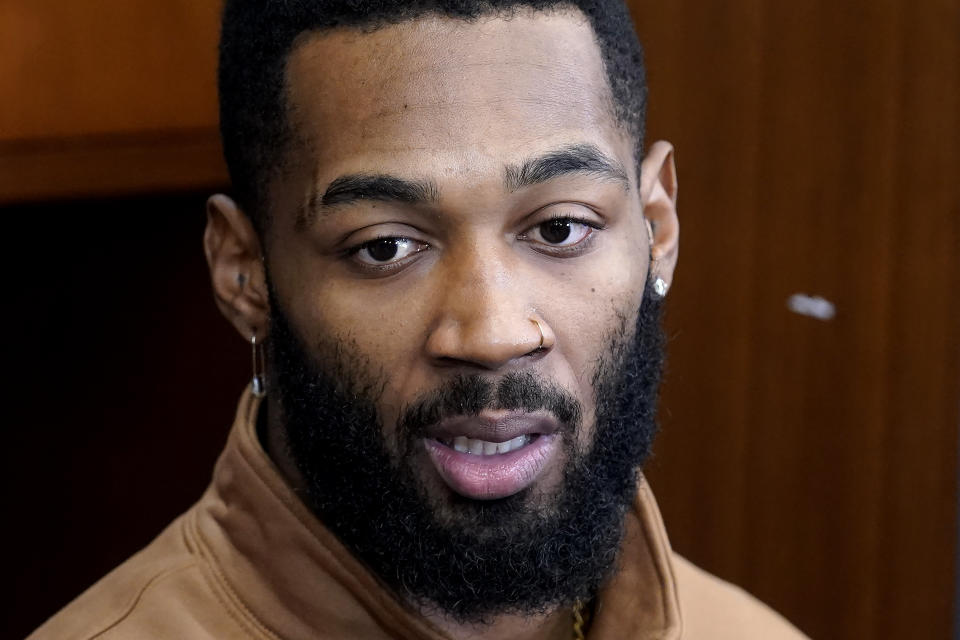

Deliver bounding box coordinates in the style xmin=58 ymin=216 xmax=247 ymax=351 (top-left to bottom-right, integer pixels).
xmin=424 ymin=246 xmax=554 ymax=371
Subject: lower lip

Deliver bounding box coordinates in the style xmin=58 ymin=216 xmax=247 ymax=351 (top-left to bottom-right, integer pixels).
xmin=424 ymin=435 xmax=560 ymax=500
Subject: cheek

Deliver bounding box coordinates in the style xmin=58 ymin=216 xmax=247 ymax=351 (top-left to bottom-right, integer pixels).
xmin=313 ymin=295 xmax=417 ymax=357
xmin=545 ymin=237 xmax=646 ymax=425
xmin=553 ymin=236 xmax=646 ymax=345
xmin=290 ymin=276 xmax=438 ymax=421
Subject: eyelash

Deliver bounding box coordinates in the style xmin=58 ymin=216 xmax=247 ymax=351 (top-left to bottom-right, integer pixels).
xmin=522 ymin=215 xmax=604 ymax=254
xmin=345 ymin=235 xmax=428 ymax=272
xmin=345 ymin=214 xmax=604 ymax=273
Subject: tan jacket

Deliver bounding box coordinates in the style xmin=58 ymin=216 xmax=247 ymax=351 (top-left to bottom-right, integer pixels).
xmin=30 ymin=389 xmax=808 ymax=639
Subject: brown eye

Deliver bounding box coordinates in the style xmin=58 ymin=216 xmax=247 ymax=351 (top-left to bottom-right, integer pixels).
xmin=540 ymin=220 xmax=572 ymax=244
xmin=354 ymin=237 xmax=427 ymax=265
xmin=367 ymin=238 xmax=401 ymax=262
xmin=527 ymin=218 xmax=593 ymax=248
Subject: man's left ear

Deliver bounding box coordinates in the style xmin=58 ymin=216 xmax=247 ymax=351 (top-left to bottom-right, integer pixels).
xmin=639 ymin=140 xmax=679 ymax=289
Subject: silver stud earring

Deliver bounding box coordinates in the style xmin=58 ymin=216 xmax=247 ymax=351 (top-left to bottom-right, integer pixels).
xmin=653 ymin=277 xmax=669 ymax=298
xmin=251 ymin=334 xmax=266 ymax=397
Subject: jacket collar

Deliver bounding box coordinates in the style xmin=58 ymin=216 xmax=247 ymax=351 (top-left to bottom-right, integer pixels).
xmin=191 ymin=388 xmax=682 ymax=639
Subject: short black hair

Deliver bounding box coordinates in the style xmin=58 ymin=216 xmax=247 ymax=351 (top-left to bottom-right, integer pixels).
xmin=218 ymin=0 xmax=647 ymax=231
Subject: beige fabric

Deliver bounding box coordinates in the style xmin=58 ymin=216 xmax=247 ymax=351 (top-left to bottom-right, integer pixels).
xmin=30 ymin=389 xmax=808 ymax=639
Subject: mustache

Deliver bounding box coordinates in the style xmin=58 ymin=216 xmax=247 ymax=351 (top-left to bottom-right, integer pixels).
xmin=397 ymin=372 xmax=583 ymax=438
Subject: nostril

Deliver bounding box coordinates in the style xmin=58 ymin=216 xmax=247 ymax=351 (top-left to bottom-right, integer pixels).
xmin=424 ymin=312 xmax=554 ymax=370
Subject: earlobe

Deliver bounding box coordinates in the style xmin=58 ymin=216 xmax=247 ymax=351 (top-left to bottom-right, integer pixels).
xmin=204 ymin=194 xmax=270 ymax=341
xmin=639 ymin=141 xmax=680 ymax=290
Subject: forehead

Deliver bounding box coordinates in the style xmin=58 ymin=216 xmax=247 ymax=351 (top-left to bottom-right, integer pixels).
xmin=283 ymin=11 xmax=629 ymax=187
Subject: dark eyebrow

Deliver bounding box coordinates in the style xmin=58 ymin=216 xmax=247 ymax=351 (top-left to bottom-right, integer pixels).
xmin=322 ymin=173 xmax=440 ymax=207
xmin=299 ymin=173 xmax=440 ymax=227
xmin=504 ymin=143 xmax=629 ymax=191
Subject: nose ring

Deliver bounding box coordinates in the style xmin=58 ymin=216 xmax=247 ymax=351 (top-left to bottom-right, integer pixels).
xmin=531 ymin=318 xmax=545 ymax=350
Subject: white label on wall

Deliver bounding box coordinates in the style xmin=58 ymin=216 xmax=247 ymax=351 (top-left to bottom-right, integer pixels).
xmin=787 ymin=294 xmax=836 ymax=321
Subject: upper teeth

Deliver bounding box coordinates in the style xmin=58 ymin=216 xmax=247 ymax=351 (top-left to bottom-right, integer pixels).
xmin=451 ymin=435 xmax=531 ymax=455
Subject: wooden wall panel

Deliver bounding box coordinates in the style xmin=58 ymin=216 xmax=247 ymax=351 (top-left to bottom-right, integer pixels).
xmin=1 ymin=1 xmax=957 ymax=638
xmin=877 ymin=4 xmax=960 ymax=635
xmin=0 ymin=0 xmax=226 ymax=202
xmin=0 ymin=129 xmax=226 ymax=202
xmin=627 ymin=0 xmax=765 ymax=589
xmin=631 ymin=1 xmax=960 ymax=638
xmin=0 ymin=0 xmax=221 ymax=140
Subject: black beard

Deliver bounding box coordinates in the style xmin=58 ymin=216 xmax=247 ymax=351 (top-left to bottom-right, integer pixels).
xmin=267 ymin=283 xmax=665 ymax=622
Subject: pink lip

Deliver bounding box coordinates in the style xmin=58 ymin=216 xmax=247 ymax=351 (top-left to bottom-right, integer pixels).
xmin=424 ymin=434 xmax=560 ymax=500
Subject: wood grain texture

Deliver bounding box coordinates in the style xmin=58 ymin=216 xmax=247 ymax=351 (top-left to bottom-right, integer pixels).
xmin=631 ymin=1 xmax=960 ymax=638
xmin=0 ymin=129 xmax=227 ymax=203
xmin=0 ymin=0 xmax=221 ymax=141
xmin=1 ymin=1 xmax=956 ymax=638
xmin=0 ymin=0 xmax=225 ymax=202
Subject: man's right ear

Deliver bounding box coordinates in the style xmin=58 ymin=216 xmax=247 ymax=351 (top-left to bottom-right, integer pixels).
xmin=203 ymin=194 xmax=270 ymax=340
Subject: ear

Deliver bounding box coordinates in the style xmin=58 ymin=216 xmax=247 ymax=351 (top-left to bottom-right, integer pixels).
xmin=203 ymin=194 xmax=270 ymax=341
xmin=638 ymin=140 xmax=679 ymax=289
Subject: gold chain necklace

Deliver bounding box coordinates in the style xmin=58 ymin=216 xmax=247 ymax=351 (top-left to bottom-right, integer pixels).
xmin=571 ymin=600 xmax=587 ymax=640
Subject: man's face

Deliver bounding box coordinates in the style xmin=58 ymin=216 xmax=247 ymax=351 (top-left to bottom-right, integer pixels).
xmin=244 ymin=10 xmax=671 ymax=619
xmin=269 ymin=11 xmax=649 ymax=501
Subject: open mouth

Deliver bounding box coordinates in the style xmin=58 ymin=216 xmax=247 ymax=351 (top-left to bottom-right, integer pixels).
xmin=424 ymin=414 xmax=561 ymax=500
xmin=434 ymin=434 xmax=536 ymax=456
